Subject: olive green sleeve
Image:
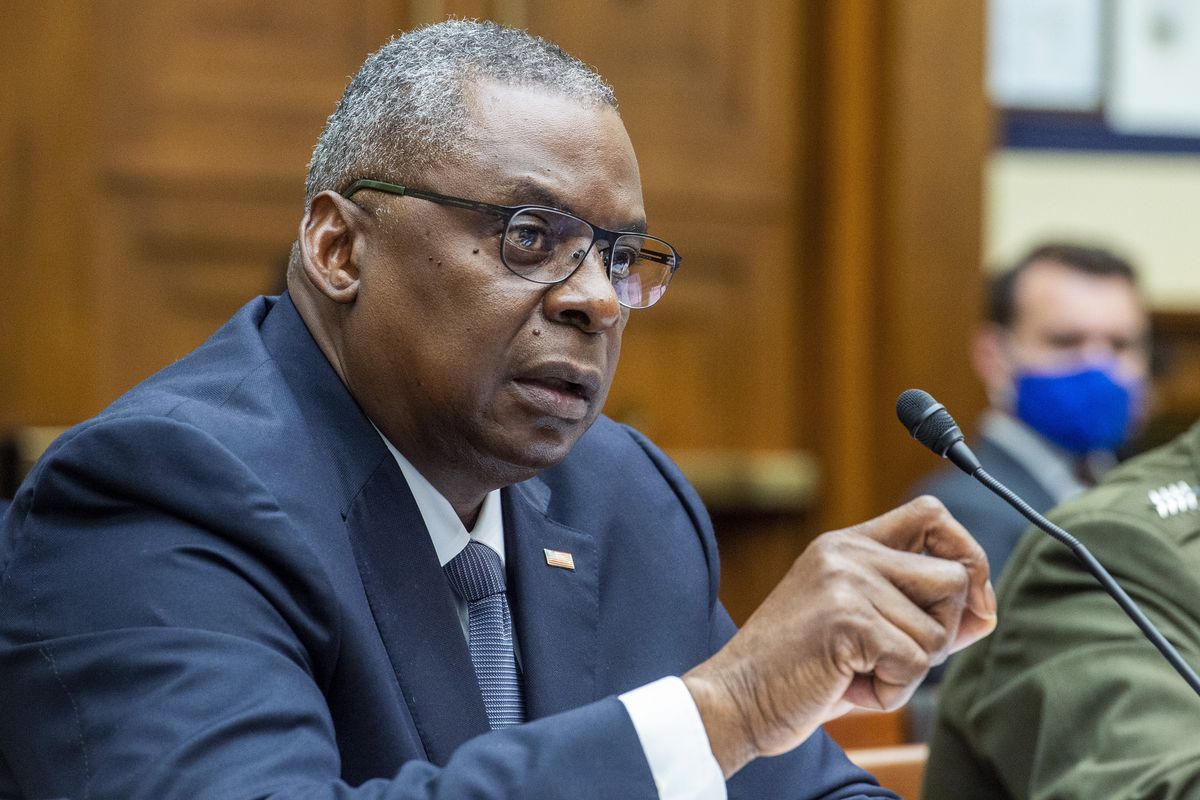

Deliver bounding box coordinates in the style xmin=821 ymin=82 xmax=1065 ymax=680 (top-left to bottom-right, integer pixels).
xmin=927 ymin=507 xmax=1200 ymax=800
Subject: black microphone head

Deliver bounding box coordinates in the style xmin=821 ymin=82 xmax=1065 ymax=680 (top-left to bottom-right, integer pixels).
xmin=896 ymin=388 xmax=963 ymax=456
xmin=897 ymin=389 xmax=983 ymax=475
xmin=896 ymin=389 xmax=937 ymax=434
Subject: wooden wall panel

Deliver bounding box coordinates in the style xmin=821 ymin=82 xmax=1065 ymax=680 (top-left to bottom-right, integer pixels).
xmin=608 ymin=211 xmax=802 ymax=451
xmin=0 ymin=3 xmax=101 ymax=426
xmin=86 ymin=2 xmax=402 ymax=404
xmin=91 ymin=2 xmax=368 ymax=187
xmin=804 ymin=0 xmax=991 ymax=531
xmin=527 ymin=2 xmax=807 ymax=454
xmin=1141 ymin=310 xmax=1200 ymax=450
xmin=806 ymin=0 xmax=884 ymax=527
xmin=0 ymin=2 xmax=405 ymax=424
xmin=876 ymin=1 xmax=992 ymax=514
xmin=88 ymin=190 xmax=297 ymax=400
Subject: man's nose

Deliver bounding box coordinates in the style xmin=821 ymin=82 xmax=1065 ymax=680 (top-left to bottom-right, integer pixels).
xmin=543 ymin=247 xmax=622 ymax=333
xmin=1078 ymin=339 xmax=1120 ymax=367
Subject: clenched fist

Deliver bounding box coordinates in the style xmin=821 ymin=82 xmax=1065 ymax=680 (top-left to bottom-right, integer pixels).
xmin=683 ymin=496 xmax=996 ymax=777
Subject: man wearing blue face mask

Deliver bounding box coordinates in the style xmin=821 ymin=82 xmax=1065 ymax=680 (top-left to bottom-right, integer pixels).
xmin=912 ymin=243 xmax=1151 ymax=583
xmin=901 ymin=243 xmax=1150 ymax=741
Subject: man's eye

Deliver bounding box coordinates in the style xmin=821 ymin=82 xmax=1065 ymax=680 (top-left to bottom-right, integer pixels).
xmin=506 ymin=221 xmax=553 ymax=252
xmin=609 ymin=246 xmax=638 ymax=277
xmin=1045 ymin=334 xmax=1085 ymax=350
xmin=517 ymin=227 xmax=543 ymax=248
xmin=1112 ymin=337 xmax=1145 ymax=354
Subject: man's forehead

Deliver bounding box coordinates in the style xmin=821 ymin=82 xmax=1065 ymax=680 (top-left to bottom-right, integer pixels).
xmin=1015 ymin=261 xmax=1146 ymax=331
xmin=1017 ymin=261 xmax=1141 ymax=307
xmin=483 ymin=176 xmax=647 ymax=232
xmin=465 ymin=77 xmax=606 ymax=113
xmin=449 ymin=81 xmax=645 ymax=227
xmin=489 ymin=176 xmax=580 ymax=210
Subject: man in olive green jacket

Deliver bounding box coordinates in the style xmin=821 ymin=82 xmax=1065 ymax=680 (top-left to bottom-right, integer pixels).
xmin=924 ymin=422 xmax=1200 ymax=800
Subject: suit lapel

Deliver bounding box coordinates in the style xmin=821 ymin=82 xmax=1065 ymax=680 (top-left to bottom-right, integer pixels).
xmin=344 ymin=457 xmax=491 ymax=764
xmin=504 ymin=479 xmax=600 ymax=720
xmin=260 ymin=295 xmax=492 ymax=761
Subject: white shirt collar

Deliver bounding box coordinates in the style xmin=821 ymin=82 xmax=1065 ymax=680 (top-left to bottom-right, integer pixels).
xmin=376 ymin=431 xmax=505 ymax=567
xmin=979 ymin=410 xmax=1089 ymax=503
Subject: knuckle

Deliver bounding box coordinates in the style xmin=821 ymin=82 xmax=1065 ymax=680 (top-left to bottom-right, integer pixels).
xmin=873 ymin=644 xmax=932 ymax=701
xmin=810 ymin=528 xmax=851 ymax=554
xmin=926 ymin=624 xmax=952 ymax=658
xmin=879 ymin=691 xmax=910 ymax=713
xmin=887 ymin=639 xmax=931 ymax=680
xmin=947 ymin=560 xmax=971 ymax=592
xmin=830 ymin=625 xmax=874 ymax=671
xmin=828 ymin=582 xmax=867 ymax=613
xmin=807 ymin=530 xmax=838 ymax=557
xmin=910 ymin=494 xmax=947 ymax=518
xmin=807 ymin=532 xmax=856 ymax=573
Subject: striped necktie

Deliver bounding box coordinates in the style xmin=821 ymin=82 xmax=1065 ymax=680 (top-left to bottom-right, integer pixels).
xmin=443 ymin=540 xmax=526 ymax=729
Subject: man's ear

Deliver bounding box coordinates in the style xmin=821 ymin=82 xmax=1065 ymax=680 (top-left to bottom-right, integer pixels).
xmin=299 ymin=191 xmax=368 ymax=304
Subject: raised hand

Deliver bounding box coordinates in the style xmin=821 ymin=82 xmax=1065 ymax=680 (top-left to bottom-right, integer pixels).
xmin=684 ymin=496 xmax=996 ymax=777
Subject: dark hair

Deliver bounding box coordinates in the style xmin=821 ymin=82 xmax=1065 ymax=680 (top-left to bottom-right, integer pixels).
xmin=986 ymin=243 xmax=1140 ymax=327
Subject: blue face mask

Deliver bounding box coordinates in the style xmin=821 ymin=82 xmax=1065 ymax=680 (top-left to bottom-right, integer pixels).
xmin=1014 ymin=366 xmax=1141 ymax=456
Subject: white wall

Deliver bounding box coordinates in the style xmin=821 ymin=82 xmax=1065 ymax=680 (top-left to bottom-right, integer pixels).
xmin=986 ymin=150 xmax=1200 ymax=310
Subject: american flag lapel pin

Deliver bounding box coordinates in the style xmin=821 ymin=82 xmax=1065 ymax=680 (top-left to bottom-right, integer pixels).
xmin=543 ymin=548 xmax=575 ymax=571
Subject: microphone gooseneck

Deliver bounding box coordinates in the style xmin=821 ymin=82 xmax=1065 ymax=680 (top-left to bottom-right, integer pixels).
xmin=896 ymin=388 xmax=1200 ymax=698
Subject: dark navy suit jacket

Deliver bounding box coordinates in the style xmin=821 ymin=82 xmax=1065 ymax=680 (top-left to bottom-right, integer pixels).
xmin=0 ymin=295 xmax=893 ymax=799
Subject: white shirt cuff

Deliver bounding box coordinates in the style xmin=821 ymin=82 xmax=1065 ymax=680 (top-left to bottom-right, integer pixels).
xmin=619 ymin=676 xmax=727 ymax=800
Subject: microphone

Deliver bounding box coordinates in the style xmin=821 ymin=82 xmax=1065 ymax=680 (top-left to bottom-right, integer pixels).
xmin=896 ymin=388 xmax=1200 ymax=697
xmin=895 ymin=389 xmax=981 ymax=474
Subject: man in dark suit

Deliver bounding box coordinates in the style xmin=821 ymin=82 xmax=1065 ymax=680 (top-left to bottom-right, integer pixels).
xmin=912 ymin=243 xmax=1150 ymax=580
xmin=904 ymin=245 xmax=1149 ymax=741
xmin=0 ymin=21 xmax=994 ymax=799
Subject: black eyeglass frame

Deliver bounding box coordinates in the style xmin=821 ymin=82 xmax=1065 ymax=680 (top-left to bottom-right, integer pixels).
xmin=341 ymin=178 xmax=681 ymax=308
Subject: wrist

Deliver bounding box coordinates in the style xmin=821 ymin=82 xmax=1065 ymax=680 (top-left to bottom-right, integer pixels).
xmin=682 ymin=668 xmax=759 ymax=779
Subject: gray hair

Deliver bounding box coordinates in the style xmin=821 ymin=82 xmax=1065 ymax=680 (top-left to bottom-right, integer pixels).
xmin=303 ymin=19 xmax=617 ymax=208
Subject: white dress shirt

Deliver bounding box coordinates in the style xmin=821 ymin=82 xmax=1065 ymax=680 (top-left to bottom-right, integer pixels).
xmin=379 ymin=434 xmax=726 ymax=799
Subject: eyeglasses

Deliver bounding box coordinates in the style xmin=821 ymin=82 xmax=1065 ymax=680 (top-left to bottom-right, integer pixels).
xmin=342 ymin=179 xmax=682 ymax=309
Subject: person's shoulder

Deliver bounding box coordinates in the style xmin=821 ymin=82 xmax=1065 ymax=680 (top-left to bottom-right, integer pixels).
xmin=997 ymin=422 xmax=1200 ymax=596
xmin=15 ymin=298 xmax=291 ymax=512
xmin=1050 ymin=422 xmax=1200 ymax=544
xmin=22 ymin=413 xmax=264 ymax=513
xmin=542 ymin=417 xmax=691 ymax=502
xmin=102 ymin=296 xmax=278 ymax=423
xmin=52 ymin=296 xmax=297 ymax=474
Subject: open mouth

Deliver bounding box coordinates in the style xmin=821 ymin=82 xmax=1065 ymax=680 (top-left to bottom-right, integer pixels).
xmin=511 ymin=367 xmax=601 ymax=421
xmin=516 ymin=376 xmax=590 ymax=401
